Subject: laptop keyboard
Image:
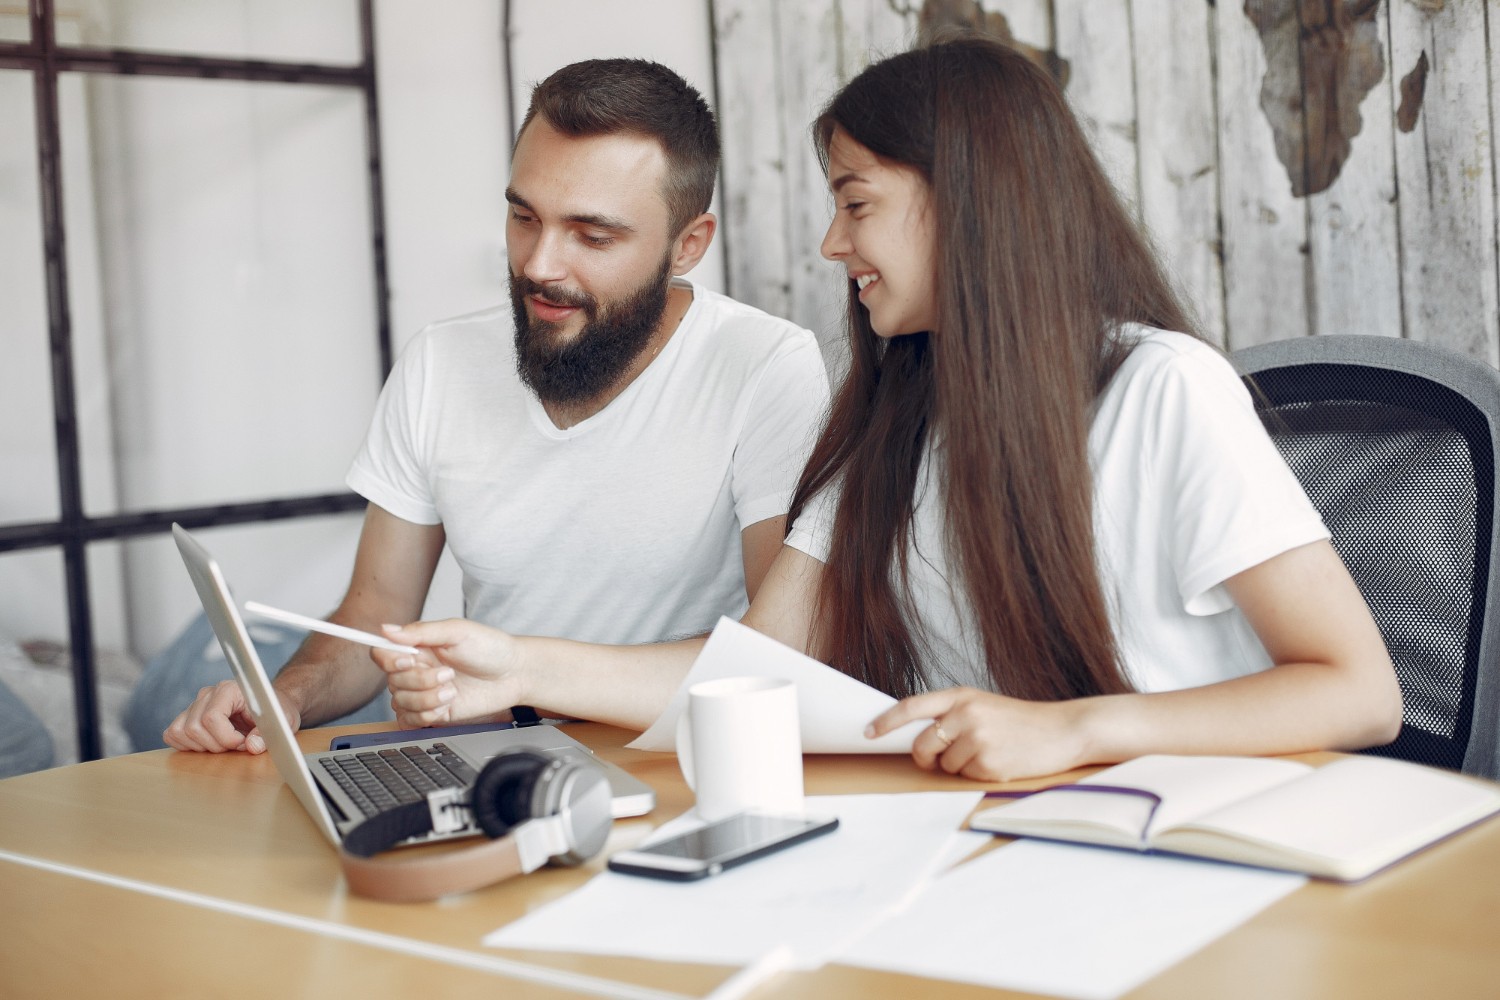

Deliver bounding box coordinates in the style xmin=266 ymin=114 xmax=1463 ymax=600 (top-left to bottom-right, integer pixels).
xmin=318 ymin=744 xmax=478 ymax=820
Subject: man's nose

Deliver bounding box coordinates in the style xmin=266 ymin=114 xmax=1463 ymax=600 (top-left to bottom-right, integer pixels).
xmin=522 ymin=229 xmax=569 ymax=283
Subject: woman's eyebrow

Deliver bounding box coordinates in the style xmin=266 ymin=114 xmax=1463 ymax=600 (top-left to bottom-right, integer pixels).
xmin=830 ymin=171 xmax=868 ymax=193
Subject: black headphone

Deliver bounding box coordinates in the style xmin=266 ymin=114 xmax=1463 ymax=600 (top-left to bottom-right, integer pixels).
xmin=338 ymin=749 xmax=614 ymax=902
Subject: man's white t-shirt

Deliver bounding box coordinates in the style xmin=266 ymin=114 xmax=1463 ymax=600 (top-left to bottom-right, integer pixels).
xmin=348 ymin=278 xmax=829 ymax=645
xmin=785 ymin=327 xmax=1329 ymax=693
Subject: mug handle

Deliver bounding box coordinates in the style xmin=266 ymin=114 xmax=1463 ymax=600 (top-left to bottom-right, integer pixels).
xmin=675 ymin=710 xmax=696 ymax=790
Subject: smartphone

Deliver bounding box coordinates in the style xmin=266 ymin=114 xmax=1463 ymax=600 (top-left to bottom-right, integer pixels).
xmin=607 ymin=811 xmax=839 ymax=881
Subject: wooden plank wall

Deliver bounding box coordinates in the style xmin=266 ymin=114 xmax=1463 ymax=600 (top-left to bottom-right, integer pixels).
xmin=712 ymin=0 xmax=1500 ymax=365
xmin=714 ymin=0 xmax=916 ymax=360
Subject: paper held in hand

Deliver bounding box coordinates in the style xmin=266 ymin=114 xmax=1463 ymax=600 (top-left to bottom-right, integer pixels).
xmin=968 ymin=753 xmax=1500 ymax=882
xmin=628 ymin=617 xmax=928 ymax=753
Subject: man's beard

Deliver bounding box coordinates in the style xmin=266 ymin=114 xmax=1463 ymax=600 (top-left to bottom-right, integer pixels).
xmin=510 ymin=255 xmax=673 ymax=406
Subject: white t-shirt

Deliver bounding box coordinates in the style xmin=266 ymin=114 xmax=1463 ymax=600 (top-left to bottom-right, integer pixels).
xmin=348 ymin=278 xmax=829 ymax=645
xmin=785 ymin=328 xmax=1329 ymax=693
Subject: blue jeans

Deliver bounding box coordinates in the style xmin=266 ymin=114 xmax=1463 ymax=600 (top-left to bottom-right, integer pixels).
xmin=124 ymin=613 xmax=394 ymax=752
xmin=0 ymin=676 xmax=54 ymax=777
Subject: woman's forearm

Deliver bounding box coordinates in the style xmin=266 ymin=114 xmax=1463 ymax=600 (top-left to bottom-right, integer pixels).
xmin=1075 ymin=657 xmax=1403 ymax=766
xmin=518 ymin=633 xmax=708 ymax=730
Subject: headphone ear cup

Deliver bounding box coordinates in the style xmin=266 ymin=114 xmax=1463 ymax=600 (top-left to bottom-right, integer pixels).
xmin=541 ymin=763 xmax=614 ymax=865
xmin=471 ymin=749 xmax=552 ymax=839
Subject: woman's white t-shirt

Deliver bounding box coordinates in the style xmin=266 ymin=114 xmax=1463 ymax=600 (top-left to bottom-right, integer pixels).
xmin=784 ymin=328 xmax=1330 ymax=693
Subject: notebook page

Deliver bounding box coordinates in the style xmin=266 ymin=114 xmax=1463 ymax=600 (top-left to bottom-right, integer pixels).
xmin=972 ymin=755 xmax=1310 ymax=844
xmin=1168 ymin=755 xmax=1500 ymax=875
xmin=1112 ymin=755 xmax=1312 ymax=837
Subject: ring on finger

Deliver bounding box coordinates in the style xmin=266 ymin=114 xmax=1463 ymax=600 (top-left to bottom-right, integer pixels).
xmin=932 ymin=722 xmax=954 ymax=747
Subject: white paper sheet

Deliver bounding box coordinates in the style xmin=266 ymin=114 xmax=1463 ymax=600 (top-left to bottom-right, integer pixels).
xmin=835 ymin=840 xmax=1305 ymax=999
xmin=485 ymin=792 xmax=985 ymax=969
xmin=627 ymin=617 xmax=927 ymax=753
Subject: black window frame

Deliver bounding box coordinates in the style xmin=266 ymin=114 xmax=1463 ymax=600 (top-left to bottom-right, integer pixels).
xmin=0 ymin=0 xmax=393 ymax=761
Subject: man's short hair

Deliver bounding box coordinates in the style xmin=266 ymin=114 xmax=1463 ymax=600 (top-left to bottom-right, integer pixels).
xmin=519 ymin=58 xmax=720 ymax=239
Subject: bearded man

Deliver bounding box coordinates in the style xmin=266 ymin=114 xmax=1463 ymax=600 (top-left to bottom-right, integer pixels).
xmin=162 ymin=59 xmax=827 ymax=752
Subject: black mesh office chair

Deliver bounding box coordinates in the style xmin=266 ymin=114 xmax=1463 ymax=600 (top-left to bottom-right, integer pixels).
xmin=1233 ymin=335 xmax=1500 ymax=778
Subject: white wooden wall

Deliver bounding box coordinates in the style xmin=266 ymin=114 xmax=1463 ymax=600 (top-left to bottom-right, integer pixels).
xmin=709 ymin=0 xmax=1500 ymax=365
xmin=714 ymin=0 xmax=915 ymax=359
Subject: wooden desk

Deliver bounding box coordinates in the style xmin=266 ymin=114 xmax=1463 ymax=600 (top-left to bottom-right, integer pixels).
xmin=2 ymin=724 xmax=1498 ymax=999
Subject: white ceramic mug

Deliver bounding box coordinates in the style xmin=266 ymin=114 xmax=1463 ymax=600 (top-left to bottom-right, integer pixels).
xmin=676 ymin=675 xmax=804 ymax=822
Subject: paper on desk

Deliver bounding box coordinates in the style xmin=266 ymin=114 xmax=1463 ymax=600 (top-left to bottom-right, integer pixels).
xmin=835 ymin=839 xmax=1305 ymax=1000
xmin=627 ymin=617 xmax=927 ymax=753
xmin=485 ymin=792 xmax=987 ymax=969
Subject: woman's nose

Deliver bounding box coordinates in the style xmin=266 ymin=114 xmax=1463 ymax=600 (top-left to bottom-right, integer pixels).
xmin=820 ymin=216 xmax=850 ymax=261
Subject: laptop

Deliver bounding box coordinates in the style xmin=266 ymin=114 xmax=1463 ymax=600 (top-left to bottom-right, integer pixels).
xmin=171 ymin=523 xmax=655 ymax=848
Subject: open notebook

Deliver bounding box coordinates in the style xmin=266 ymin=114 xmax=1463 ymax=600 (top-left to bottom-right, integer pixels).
xmin=969 ymin=753 xmax=1500 ymax=882
xmin=171 ymin=523 xmax=655 ymax=847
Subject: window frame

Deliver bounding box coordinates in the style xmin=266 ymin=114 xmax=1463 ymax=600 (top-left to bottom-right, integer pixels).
xmin=0 ymin=0 xmax=393 ymax=761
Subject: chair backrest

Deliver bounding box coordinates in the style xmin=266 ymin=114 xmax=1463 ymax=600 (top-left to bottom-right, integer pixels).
xmin=1233 ymin=335 xmax=1500 ymax=778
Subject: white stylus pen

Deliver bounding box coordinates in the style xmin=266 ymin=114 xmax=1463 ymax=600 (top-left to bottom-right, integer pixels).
xmin=242 ymin=600 xmax=420 ymax=655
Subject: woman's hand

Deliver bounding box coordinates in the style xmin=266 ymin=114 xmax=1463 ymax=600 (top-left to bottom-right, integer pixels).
xmin=866 ymin=686 xmax=1093 ymax=782
xmin=370 ymin=619 xmax=528 ymax=728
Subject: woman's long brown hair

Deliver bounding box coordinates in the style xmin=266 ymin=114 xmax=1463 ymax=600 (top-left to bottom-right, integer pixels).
xmin=792 ymin=35 xmax=1197 ymax=700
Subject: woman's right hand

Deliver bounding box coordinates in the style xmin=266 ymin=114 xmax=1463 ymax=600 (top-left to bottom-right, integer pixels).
xmin=372 ymin=619 xmax=529 ymax=727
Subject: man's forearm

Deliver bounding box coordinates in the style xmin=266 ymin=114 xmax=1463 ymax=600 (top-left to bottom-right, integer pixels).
xmin=273 ymin=632 xmax=388 ymax=728
xmin=259 ymin=504 xmax=444 ymax=730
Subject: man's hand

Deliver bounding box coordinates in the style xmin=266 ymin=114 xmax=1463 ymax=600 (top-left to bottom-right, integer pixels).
xmin=372 ymin=620 xmax=527 ymax=728
xmin=162 ymin=679 xmax=303 ymax=754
